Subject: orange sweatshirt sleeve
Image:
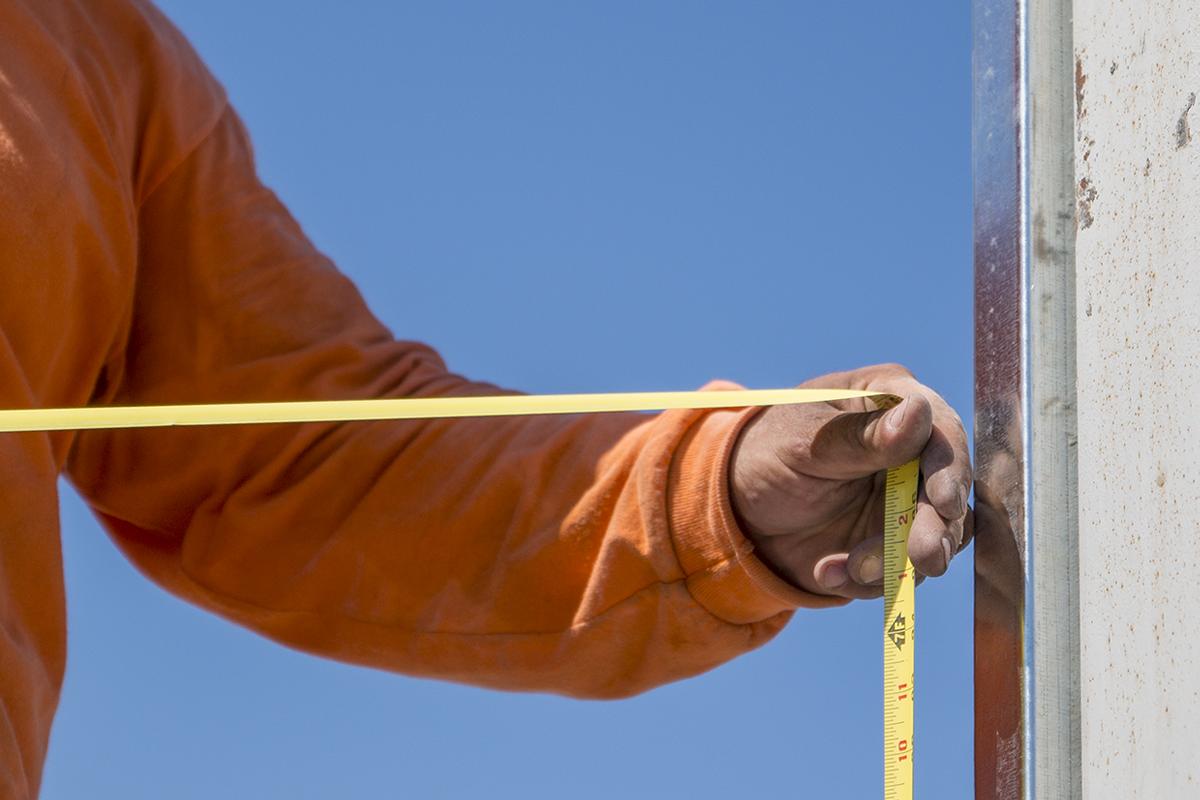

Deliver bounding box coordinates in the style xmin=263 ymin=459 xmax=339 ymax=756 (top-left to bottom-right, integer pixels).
xmin=65 ymin=84 xmax=840 ymax=702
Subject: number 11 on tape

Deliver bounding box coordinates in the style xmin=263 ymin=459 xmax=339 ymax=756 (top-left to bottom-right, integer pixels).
xmin=883 ymin=459 xmax=919 ymax=800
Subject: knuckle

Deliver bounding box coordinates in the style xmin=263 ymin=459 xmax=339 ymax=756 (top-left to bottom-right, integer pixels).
xmin=872 ymin=362 xmax=915 ymax=379
xmin=849 ymin=412 xmax=885 ymax=456
xmin=939 ymin=405 xmax=967 ymax=437
xmin=948 ymin=516 xmax=965 ymax=547
xmin=776 ymin=424 xmax=817 ymax=471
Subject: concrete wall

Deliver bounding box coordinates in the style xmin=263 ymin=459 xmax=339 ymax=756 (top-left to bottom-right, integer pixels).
xmin=1073 ymin=3 xmax=1200 ymax=795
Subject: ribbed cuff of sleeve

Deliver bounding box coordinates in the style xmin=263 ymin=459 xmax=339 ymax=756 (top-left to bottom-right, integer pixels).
xmin=666 ymin=384 xmax=852 ymax=624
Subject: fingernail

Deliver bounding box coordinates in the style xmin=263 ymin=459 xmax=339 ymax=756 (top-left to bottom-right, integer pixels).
xmin=817 ymin=561 xmax=849 ymax=590
xmin=957 ymin=484 xmax=970 ymax=517
xmin=886 ymin=398 xmax=908 ymax=432
xmin=860 ymin=555 xmax=883 ymax=584
xmin=941 ymin=536 xmax=954 ymax=570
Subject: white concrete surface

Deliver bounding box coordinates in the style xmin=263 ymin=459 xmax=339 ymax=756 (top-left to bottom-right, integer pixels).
xmin=1073 ymin=3 xmax=1200 ymax=795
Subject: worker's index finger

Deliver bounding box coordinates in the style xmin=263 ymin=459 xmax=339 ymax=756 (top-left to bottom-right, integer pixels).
xmin=921 ymin=424 xmax=970 ymax=518
xmin=907 ymin=483 xmax=957 ymax=577
xmin=916 ymin=389 xmax=972 ymax=518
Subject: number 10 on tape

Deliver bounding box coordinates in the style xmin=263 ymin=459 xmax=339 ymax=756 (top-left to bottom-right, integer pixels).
xmin=883 ymin=459 xmax=919 ymax=800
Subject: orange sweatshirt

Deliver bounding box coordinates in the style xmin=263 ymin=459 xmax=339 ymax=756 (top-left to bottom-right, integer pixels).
xmin=0 ymin=1 xmax=837 ymax=795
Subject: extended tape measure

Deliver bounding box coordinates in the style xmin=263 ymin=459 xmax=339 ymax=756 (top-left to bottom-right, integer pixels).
xmin=883 ymin=458 xmax=920 ymax=800
xmin=0 ymin=387 xmax=918 ymax=798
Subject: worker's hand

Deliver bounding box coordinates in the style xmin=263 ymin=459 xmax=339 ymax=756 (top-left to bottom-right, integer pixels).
xmin=729 ymin=363 xmax=972 ymax=599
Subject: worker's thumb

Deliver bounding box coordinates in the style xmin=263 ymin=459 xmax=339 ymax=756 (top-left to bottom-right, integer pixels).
xmin=803 ymin=395 xmax=932 ymax=480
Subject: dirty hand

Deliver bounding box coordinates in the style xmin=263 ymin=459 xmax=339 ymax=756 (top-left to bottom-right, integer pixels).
xmin=729 ymin=363 xmax=973 ymax=599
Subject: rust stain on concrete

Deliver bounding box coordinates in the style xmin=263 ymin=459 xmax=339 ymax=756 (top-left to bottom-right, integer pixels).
xmin=1076 ymin=56 xmax=1088 ymax=120
xmin=1077 ymin=177 xmax=1098 ymax=229
xmin=1175 ymin=92 xmax=1196 ymax=149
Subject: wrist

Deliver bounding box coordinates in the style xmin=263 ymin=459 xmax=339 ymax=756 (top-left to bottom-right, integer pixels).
xmin=665 ymin=397 xmax=849 ymax=617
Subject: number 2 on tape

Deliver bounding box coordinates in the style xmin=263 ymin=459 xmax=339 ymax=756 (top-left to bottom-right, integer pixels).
xmin=883 ymin=459 xmax=919 ymax=800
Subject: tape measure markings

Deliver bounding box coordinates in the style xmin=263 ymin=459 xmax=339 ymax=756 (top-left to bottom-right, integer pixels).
xmin=883 ymin=458 xmax=920 ymax=800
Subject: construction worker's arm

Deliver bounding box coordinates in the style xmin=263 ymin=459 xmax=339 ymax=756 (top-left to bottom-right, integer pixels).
xmin=55 ymin=104 xmax=780 ymax=697
xmin=65 ymin=10 xmax=971 ymax=698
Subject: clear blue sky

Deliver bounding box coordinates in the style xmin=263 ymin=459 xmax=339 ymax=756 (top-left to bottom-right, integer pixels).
xmin=42 ymin=2 xmax=974 ymax=797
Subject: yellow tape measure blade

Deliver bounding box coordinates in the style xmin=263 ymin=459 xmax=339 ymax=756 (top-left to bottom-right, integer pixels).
xmin=883 ymin=459 xmax=919 ymax=800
